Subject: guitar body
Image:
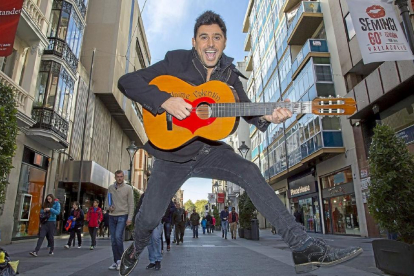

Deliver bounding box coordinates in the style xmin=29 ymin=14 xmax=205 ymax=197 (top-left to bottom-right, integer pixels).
xmin=143 ymin=75 xmax=239 ymax=150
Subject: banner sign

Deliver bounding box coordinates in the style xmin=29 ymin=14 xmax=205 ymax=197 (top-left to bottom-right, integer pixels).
xmin=0 ymin=0 xmax=24 ymax=57
xmin=208 ymin=193 xmax=216 ymax=204
xmin=217 ymin=193 xmax=225 ymax=203
xmin=346 ymin=0 xmax=414 ymax=64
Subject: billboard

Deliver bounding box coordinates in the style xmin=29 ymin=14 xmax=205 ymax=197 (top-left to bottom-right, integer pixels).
xmin=0 ymin=0 xmax=24 ymax=56
xmin=347 ymin=0 xmax=414 ymax=64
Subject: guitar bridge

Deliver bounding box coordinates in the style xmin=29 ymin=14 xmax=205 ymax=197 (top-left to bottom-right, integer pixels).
xmin=166 ymin=113 xmax=173 ymax=131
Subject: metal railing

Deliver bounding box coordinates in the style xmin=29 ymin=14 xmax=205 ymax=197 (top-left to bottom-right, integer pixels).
xmin=32 ymin=107 xmax=69 ymax=139
xmin=287 ymin=1 xmax=322 ymax=40
xmin=45 ymin=38 xmax=79 ymax=74
xmin=71 ymin=0 xmax=87 ymax=18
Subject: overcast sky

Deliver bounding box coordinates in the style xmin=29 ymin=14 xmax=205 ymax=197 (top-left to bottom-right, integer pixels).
xmin=136 ymin=0 xmax=249 ymax=203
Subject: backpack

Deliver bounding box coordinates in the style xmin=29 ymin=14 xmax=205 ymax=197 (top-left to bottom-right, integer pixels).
xmin=39 ymin=211 xmax=50 ymax=224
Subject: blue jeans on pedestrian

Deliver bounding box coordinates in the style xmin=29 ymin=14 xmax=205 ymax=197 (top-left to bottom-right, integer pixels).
xmin=148 ymin=223 xmax=163 ymax=263
xmin=109 ymin=214 xmax=128 ymax=263
xmin=133 ymin=145 xmax=309 ymax=256
xmin=221 ymin=220 xmax=229 ymax=238
xmin=192 ymin=225 xmax=199 ymax=237
xmin=202 ymin=227 xmax=206 ymax=234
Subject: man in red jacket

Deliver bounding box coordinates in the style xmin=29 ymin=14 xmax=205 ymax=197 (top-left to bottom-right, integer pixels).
xmin=87 ymin=199 xmax=103 ymax=250
xmin=228 ymin=207 xmax=239 ymax=240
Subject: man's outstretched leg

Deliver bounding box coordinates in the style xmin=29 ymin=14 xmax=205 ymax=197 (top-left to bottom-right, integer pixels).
xmin=119 ymin=159 xmax=191 ymax=276
xmin=192 ymin=147 xmax=362 ymax=274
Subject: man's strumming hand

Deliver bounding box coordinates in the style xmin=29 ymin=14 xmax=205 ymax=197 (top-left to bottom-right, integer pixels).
xmin=161 ymin=97 xmax=193 ymax=120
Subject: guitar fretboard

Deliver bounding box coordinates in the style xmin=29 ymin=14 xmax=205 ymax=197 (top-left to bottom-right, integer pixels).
xmin=210 ymin=102 xmax=312 ymax=117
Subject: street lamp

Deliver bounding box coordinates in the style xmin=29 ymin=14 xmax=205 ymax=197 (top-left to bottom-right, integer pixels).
xmin=213 ymin=181 xmax=219 ymax=210
xmin=395 ymin=0 xmax=414 ymax=54
xmin=238 ymin=141 xmax=250 ymax=159
xmin=126 ymin=141 xmax=139 ymax=185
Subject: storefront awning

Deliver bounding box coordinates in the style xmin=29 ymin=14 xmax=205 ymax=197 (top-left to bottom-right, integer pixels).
xmin=61 ymin=161 xmax=114 ymax=189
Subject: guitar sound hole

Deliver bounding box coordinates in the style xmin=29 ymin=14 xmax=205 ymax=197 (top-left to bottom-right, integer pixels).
xmin=195 ymin=103 xmax=211 ymax=120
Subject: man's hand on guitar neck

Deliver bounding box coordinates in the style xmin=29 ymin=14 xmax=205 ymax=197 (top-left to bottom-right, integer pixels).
xmin=262 ymin=99 xmax=292 ymax=125
xmin=161 ymin=97 xmax=193 ymax=120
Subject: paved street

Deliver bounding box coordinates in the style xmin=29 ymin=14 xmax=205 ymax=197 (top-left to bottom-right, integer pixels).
xmin=2 ymin=229 xmax=385 ymax=276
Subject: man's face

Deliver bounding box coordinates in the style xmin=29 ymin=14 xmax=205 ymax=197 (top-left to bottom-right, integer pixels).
xmin=115 ymin=173 xmax=124 ymax=184
xmin=192 ymin=24 xmax=226 ymax=68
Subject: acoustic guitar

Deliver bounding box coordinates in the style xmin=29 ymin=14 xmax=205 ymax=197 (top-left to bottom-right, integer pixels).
xmin=142 ymin=75 xmax=356 ymax=150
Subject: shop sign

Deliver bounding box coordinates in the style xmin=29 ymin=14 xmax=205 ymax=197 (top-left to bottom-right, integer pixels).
xmin=288 ymin=174 xmax=317 ymax=198
xmin=322 ymin=182 xmax=354 ymax=198
xmin=0 ymin=0 xmax=24 ymax=56
xmin=396 ymin=124 xmax=414 ymax=145
xmin=346 ymin=0 xmax=414 ymax=64
xmin=360 ymin=177 xmax=371 ymax=190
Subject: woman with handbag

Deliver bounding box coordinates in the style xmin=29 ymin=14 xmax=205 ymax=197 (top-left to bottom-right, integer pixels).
xmin=30 ymin=194 xmax=61 ymax=257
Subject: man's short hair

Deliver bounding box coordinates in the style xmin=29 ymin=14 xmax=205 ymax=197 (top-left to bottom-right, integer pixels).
xmin=194 ymin=10 xmax=227 ymax=39
xmin=94 ymin=199 xmax=100 ymax=204
xmin=115 ymin=170 xmax=124 ymax=176
xmin=224 ymin=206 xmax=228 ymax=209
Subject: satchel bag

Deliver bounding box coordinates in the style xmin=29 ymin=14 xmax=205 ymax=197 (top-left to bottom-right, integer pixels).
xmin=39 ymin=211 xmax=50 ymax=224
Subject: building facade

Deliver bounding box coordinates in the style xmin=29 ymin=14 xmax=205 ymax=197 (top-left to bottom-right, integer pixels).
xmin=242 ymin=0 xmax=368 ymax=236
xmin=325 ymin=0 xmax=414 ymax=237
xmin=0 ymin=0 xmax=151 ymax=244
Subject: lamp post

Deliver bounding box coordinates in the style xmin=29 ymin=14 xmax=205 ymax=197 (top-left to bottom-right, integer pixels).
xmin=238 ymin=141 xmax=250 ymax=159
xmin=395 ymin=0 xmax=414 ymax=55
xmin=213 ymin=181 xmax=219 ymax=210
xmin=126 ymin=141 xmax=139 ymax=186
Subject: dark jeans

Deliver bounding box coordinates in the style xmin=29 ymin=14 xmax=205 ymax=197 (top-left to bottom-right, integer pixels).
xmin=68 ymin=226 xmax=82 ymax=246
xmin=211 ymin=225 xmax=215 ymax=233
xmin=133 ymin=146 xmax=309 ymax=255
xmin=175 ymin=222 xmax=185 ymax=242
xmin=109 ymin=214 xmax=128 ymax=262
xmin=35 ymin=221 xmax=55 ymax=252
xmin=89 ymin=227 xmax=98 ymax=246
xmin=192 ymin=225 xmax=199 ymax=237
xmin=163 ymin=222 xmax=172 ymax=246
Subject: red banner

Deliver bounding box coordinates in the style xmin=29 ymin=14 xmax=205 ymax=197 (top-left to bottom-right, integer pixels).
xmin=217 ymin=193 xmax=225 ymax=203
xmin=0 ymin=0 xmax=24 ymax=57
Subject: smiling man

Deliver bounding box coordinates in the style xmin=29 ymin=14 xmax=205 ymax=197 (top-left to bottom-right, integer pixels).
xmin=117 ymin=11 xmax=362 ymax=276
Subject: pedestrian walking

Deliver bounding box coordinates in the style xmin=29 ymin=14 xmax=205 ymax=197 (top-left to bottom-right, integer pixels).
xmin=86 ymin=199 xmax=102 ymax=250
xmin=205 ymin=213 xmax=213 ymax=234
xmin=162 ymin=201 xmax=176 ymax=252
xmin=220 ymin=206 xmax=229 ymax=239
xmin=189 ymin=209 xmax=200 ymax=238
xmin=65 ymin=202 xmax=84 ymax=248
xmin=229 ymin=207 xmax=239 ymax=239
xmin=30 ymin=194 xmax=60 ymax=257
xmin=172 ymin=203 xmax=186 ymax=245
xmin=118 ymin=11 xmax=362 ymax=276
xmin=212 ymin=216 xmax=216 ymax=233
xmin=108 ymin=170 xmax=134 ymax=271
xmin=201 ymin=217 xmax=207 ymax=234
xmin=101 ymin=209 xmax=110 ymax=238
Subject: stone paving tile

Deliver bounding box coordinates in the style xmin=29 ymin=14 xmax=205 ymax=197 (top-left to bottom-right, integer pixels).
xmin=2 ymin=228 xmax=386 ymax=276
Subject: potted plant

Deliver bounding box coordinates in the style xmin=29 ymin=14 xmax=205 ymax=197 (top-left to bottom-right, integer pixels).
xmin=368 ymin=124 xmax=414 ymax=276
xmin=213 ymin=206 xmax=221 ymax=231
xmin=239 ymin=192 xmax=256 ymax=240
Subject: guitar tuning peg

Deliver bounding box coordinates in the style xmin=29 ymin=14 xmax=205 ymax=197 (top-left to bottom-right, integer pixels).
xmin=328 ymin=95 xmax=332 ymax=98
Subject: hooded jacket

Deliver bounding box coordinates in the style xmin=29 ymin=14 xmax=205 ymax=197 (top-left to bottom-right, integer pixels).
xmin=118 ymin=49 xmax=270 ymax=162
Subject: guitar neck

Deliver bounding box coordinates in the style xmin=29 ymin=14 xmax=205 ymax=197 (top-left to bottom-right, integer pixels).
xmin=210 ymin=102 xmax=313 ymax=117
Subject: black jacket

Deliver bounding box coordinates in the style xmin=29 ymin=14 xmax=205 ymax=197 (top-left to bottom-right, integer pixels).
xmin=70 ymin=208 xmax=84 ymax=228
xmin=118 ymin=49 xmax=270 ymax=162
xmin=172 ymin=208 xmax=186 ymax=225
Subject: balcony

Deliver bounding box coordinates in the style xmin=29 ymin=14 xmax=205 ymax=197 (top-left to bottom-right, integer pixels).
xmin=282 ymin=0 xmax=302 ymax=13
xmin=287 ymin=1 xmax=323 ymax=45
xmin=291 ymin=39 xmax=330 ymax=80
xmin=0 ymin=71 xmax=36 ymax=128
xmin=72 ymin=0 xmax=87 ymax=18
xmin=26 ymin=107 xmax=69 ymax=149
xmin=17 ymin=0 xmax=48 ymax=47
xmin=246 ymin=51 xmax=253 ymax=71
xmin=44 ymin=38 xmax=79 ymax=74
xmin=244 ymin=32 xmax=252 ymax=51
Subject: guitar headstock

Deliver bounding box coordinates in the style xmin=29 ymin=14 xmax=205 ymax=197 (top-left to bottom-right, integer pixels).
xmin=311 ymin=96 xmax=356 ymax=116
